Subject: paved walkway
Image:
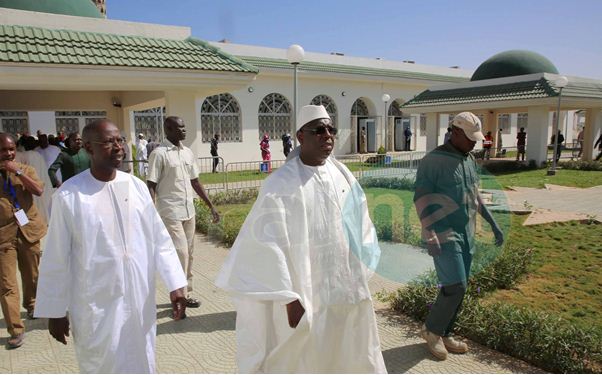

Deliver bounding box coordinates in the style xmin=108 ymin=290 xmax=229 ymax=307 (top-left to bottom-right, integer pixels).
xmin=504 ymin=184 xmax=602 ymax=225
xmin=1 ymin=235 xmax=541 ymax=373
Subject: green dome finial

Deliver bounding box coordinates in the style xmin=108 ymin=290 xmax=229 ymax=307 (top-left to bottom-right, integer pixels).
xmin=0 ymin=0 xmax=103 ymax=18
xmin=471 ymin=50 xmax=559 ymax=81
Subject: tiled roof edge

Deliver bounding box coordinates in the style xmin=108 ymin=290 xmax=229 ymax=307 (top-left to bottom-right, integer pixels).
xmin=186 ymin=37 xmax=258 ymax=73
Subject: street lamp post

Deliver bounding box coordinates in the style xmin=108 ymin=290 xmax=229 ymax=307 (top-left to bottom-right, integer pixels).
xmin=381 ymin=93 xmax=390 ymax=151
xmin=547 ymin=76 xmax=569 ymax=176
xmin=287 ymin=44 xmax=305 ymax=147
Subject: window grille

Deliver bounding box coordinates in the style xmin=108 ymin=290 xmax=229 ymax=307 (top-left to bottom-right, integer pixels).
xmin=134 ymin=107 xmax=165 ymax=141
xmin=258 ymin=93 xmax=291 ymax=140
xmin=388 ymin=100 xmax=403 ymax=117
xmin=200 ymin=93 xmax=242 ymax=143
xmin=310 ymin=95 xmax=337 ymax=127
xmin=0 ymin=111 xmax=28 ymax=136
xmin=351 ymin=99 xmax=369 ymax=116
xmin=498 ymin=113 xmax=511 ymax=134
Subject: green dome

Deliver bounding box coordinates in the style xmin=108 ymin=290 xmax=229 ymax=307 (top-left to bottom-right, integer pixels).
xmin=0 ymin=0 xmax=102 ymax=18
xmin=471 ymin=50 xmax=558 ymax=81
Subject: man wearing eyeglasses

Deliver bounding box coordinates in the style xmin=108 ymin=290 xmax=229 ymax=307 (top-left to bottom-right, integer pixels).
xmin=35 ymin=119 xmax=187 ymax=373
xmin=217 ymin=105 xmax=386 ymax=373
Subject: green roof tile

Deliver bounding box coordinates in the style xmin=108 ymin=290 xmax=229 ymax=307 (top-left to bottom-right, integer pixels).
xmin=0 ymin=24 xmax=258 ymax=73
xmin=401 ymin=78 xmax=558 ymax=108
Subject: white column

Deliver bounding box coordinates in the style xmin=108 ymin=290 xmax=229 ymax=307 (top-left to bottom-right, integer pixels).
xmin=350 ymin=115 xmax=357 ymax=154
xmin=426 ymin=112 xmax=439 ymax=151
xmin=526 ymin=106 xmax=550 ymax=165
xmin=164 ymin=91 xmax=202 ymax=155
xmin=582 ymin=108 xmax=602 ymax=161
xmin=121 ymin=107 xmax=135 ymax=144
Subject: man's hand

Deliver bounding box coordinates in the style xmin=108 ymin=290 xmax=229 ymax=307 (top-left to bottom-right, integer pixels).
xmin=425 ymin=233 xmax=442 ymax=256
xmin=286 ymin=300 xmax=305 ymax=328
xmin=211 ymin=207 xmax=220 ymax=224
xmin=0 ymin=160 xmax=18 ymax=173
xmin=48 ymin=316 xmax=70 ymax=345
xmin=170 ymin=287 xmax=187 ymax=320
xmin=492 ymin=225 xmax=504 ymax=246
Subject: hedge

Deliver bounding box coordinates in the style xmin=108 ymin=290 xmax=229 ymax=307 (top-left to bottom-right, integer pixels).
xmin=387 ymin=246 xmax=602 ymax=373
xmin=558 ymin=160 xmax=602 ymax=171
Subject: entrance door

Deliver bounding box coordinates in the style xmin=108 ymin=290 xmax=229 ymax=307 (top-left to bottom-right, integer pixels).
xmin=394 ymin=118 xmax=403 ymax=151
xmin=358 ymin=118 xmax=376 ymax=153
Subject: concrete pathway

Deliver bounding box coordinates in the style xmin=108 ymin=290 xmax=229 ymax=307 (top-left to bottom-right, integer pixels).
xmin=504 ymin=184 xmax=602 ymax=225
xmin=1 ymin=235 xmax=541 ymax=373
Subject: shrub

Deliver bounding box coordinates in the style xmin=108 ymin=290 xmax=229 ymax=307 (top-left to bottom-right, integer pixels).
xmin=208 ymin=189 xmax=259 ymax=205
xmin=359 ymin=176 xmax=415 ymax=190
xmin=457 ymin=301 xmax=602 ymax=373
xmin=377 ymin=146 xmax=386 ymax=155
xmin=558 ymin=160 xmax=602 ymax=171
xmin=194 ymin=190 xmax=258 ymax=247
xmin=388 ymin=245 xmax=602 ymax=373
xmin=477 ymin=159 xmax=540 ymax=174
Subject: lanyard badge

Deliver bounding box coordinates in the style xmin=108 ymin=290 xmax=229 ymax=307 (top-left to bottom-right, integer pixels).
xmin=3 ymin=176 xmax=29 ymax=227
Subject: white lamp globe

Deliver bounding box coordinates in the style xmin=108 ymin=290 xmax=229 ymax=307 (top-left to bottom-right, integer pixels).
xmin=287 ymin=44 xmax=305 ymax=64
xmin=381 ymin=93 xmax=391 ymax=102
xmin=555 ymin=75 xmax=569 ymax=88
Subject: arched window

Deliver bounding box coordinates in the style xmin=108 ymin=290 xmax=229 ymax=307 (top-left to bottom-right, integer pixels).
xmin=388 ymin=100 xmax=403 ymax=117
xmin=351 ymin=99 xmax=369 ymax=116
xmin=201 ymin=93 xmax=241 ymax=143
xmin=258 ymin=93 xmax=292 ymax=140
xmin=310 ymin=95 xmax=337 ymax=126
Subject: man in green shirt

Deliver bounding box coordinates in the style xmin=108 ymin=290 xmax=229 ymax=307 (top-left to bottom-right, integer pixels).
xmin=414 ymin=112 xmax=504 ymax=360
xmin=48 ymin=132 xmax=91 ymax=188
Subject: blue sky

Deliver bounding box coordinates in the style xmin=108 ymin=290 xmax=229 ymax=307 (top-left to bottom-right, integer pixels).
xmin=108 ymin=0 xmax=602 ymax=79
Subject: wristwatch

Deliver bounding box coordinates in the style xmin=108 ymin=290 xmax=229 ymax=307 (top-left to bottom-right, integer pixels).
xmin=15 ymin=169 xmax=23 ymax=177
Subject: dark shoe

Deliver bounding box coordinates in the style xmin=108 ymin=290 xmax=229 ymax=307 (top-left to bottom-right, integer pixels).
xmin=186 ymin=298 xmax=201 ymax=308
xmin=7 ymin=333 xmax=24 ymax=349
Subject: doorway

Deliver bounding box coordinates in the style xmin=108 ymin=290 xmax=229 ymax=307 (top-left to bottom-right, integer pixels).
xmin=394 ymin=117 xmax=412 ymax=151
xmin=358 ymin=118 xmax=376 ymax=153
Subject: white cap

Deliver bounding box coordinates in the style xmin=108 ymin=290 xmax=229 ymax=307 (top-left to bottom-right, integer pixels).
xmin=297 ymin=105 xmax=330 ymax=131
xmin=451 ymin=112 xmax=485 ymax=141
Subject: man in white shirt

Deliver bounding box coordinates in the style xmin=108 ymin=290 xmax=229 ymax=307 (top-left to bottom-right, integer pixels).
xmin=216 ymin=105 xmax=386 ymax=373
xmin=35 ymin=119 xmax=187 ymax=373
xmin=135 ymin=133 xmax=148 ymax=177
xmin=147 ymin=116 xmax=219 ymax=308
xmin=35 ymin=134 xmax=61 ymax=168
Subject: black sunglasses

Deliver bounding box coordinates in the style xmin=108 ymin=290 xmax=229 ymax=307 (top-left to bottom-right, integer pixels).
xmin=304 ymin=126 xmax=338 ymax=136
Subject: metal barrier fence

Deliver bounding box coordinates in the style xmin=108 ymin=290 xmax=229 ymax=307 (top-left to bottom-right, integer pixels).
xmin=223 ymin=158 xmax=287 ymax=192
xmin=121 ymin=151 xmax=428 ymax=194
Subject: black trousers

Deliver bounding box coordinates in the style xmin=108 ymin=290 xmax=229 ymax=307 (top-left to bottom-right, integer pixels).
xmin=211 ymin=153 xmax=219 ymax=172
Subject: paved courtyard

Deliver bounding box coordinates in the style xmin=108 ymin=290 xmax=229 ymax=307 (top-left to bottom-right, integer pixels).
xmin=1 ymin=235 xmax=541 ymax=373
xmin=503 ymin=184 xmax=602 ymax=225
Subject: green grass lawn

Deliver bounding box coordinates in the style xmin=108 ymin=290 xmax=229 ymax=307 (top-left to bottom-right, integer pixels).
xmin=484 ymin=216 xmax=602 ymax=332
xmin=482 ymin=169 xmax=602 ymax=189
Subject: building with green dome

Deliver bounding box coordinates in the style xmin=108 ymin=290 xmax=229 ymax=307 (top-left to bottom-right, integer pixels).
xmin=0 ymin=3 xmax=600 ymax=166
xmin=402 ymin=50 xmax=602 ymax=163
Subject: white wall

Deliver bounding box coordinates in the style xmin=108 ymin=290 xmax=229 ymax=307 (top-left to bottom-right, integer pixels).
xmin=27 ymin=111 xmax=56 ymax=135
xmin=200 ymin=73 xmax=430 ymax=163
